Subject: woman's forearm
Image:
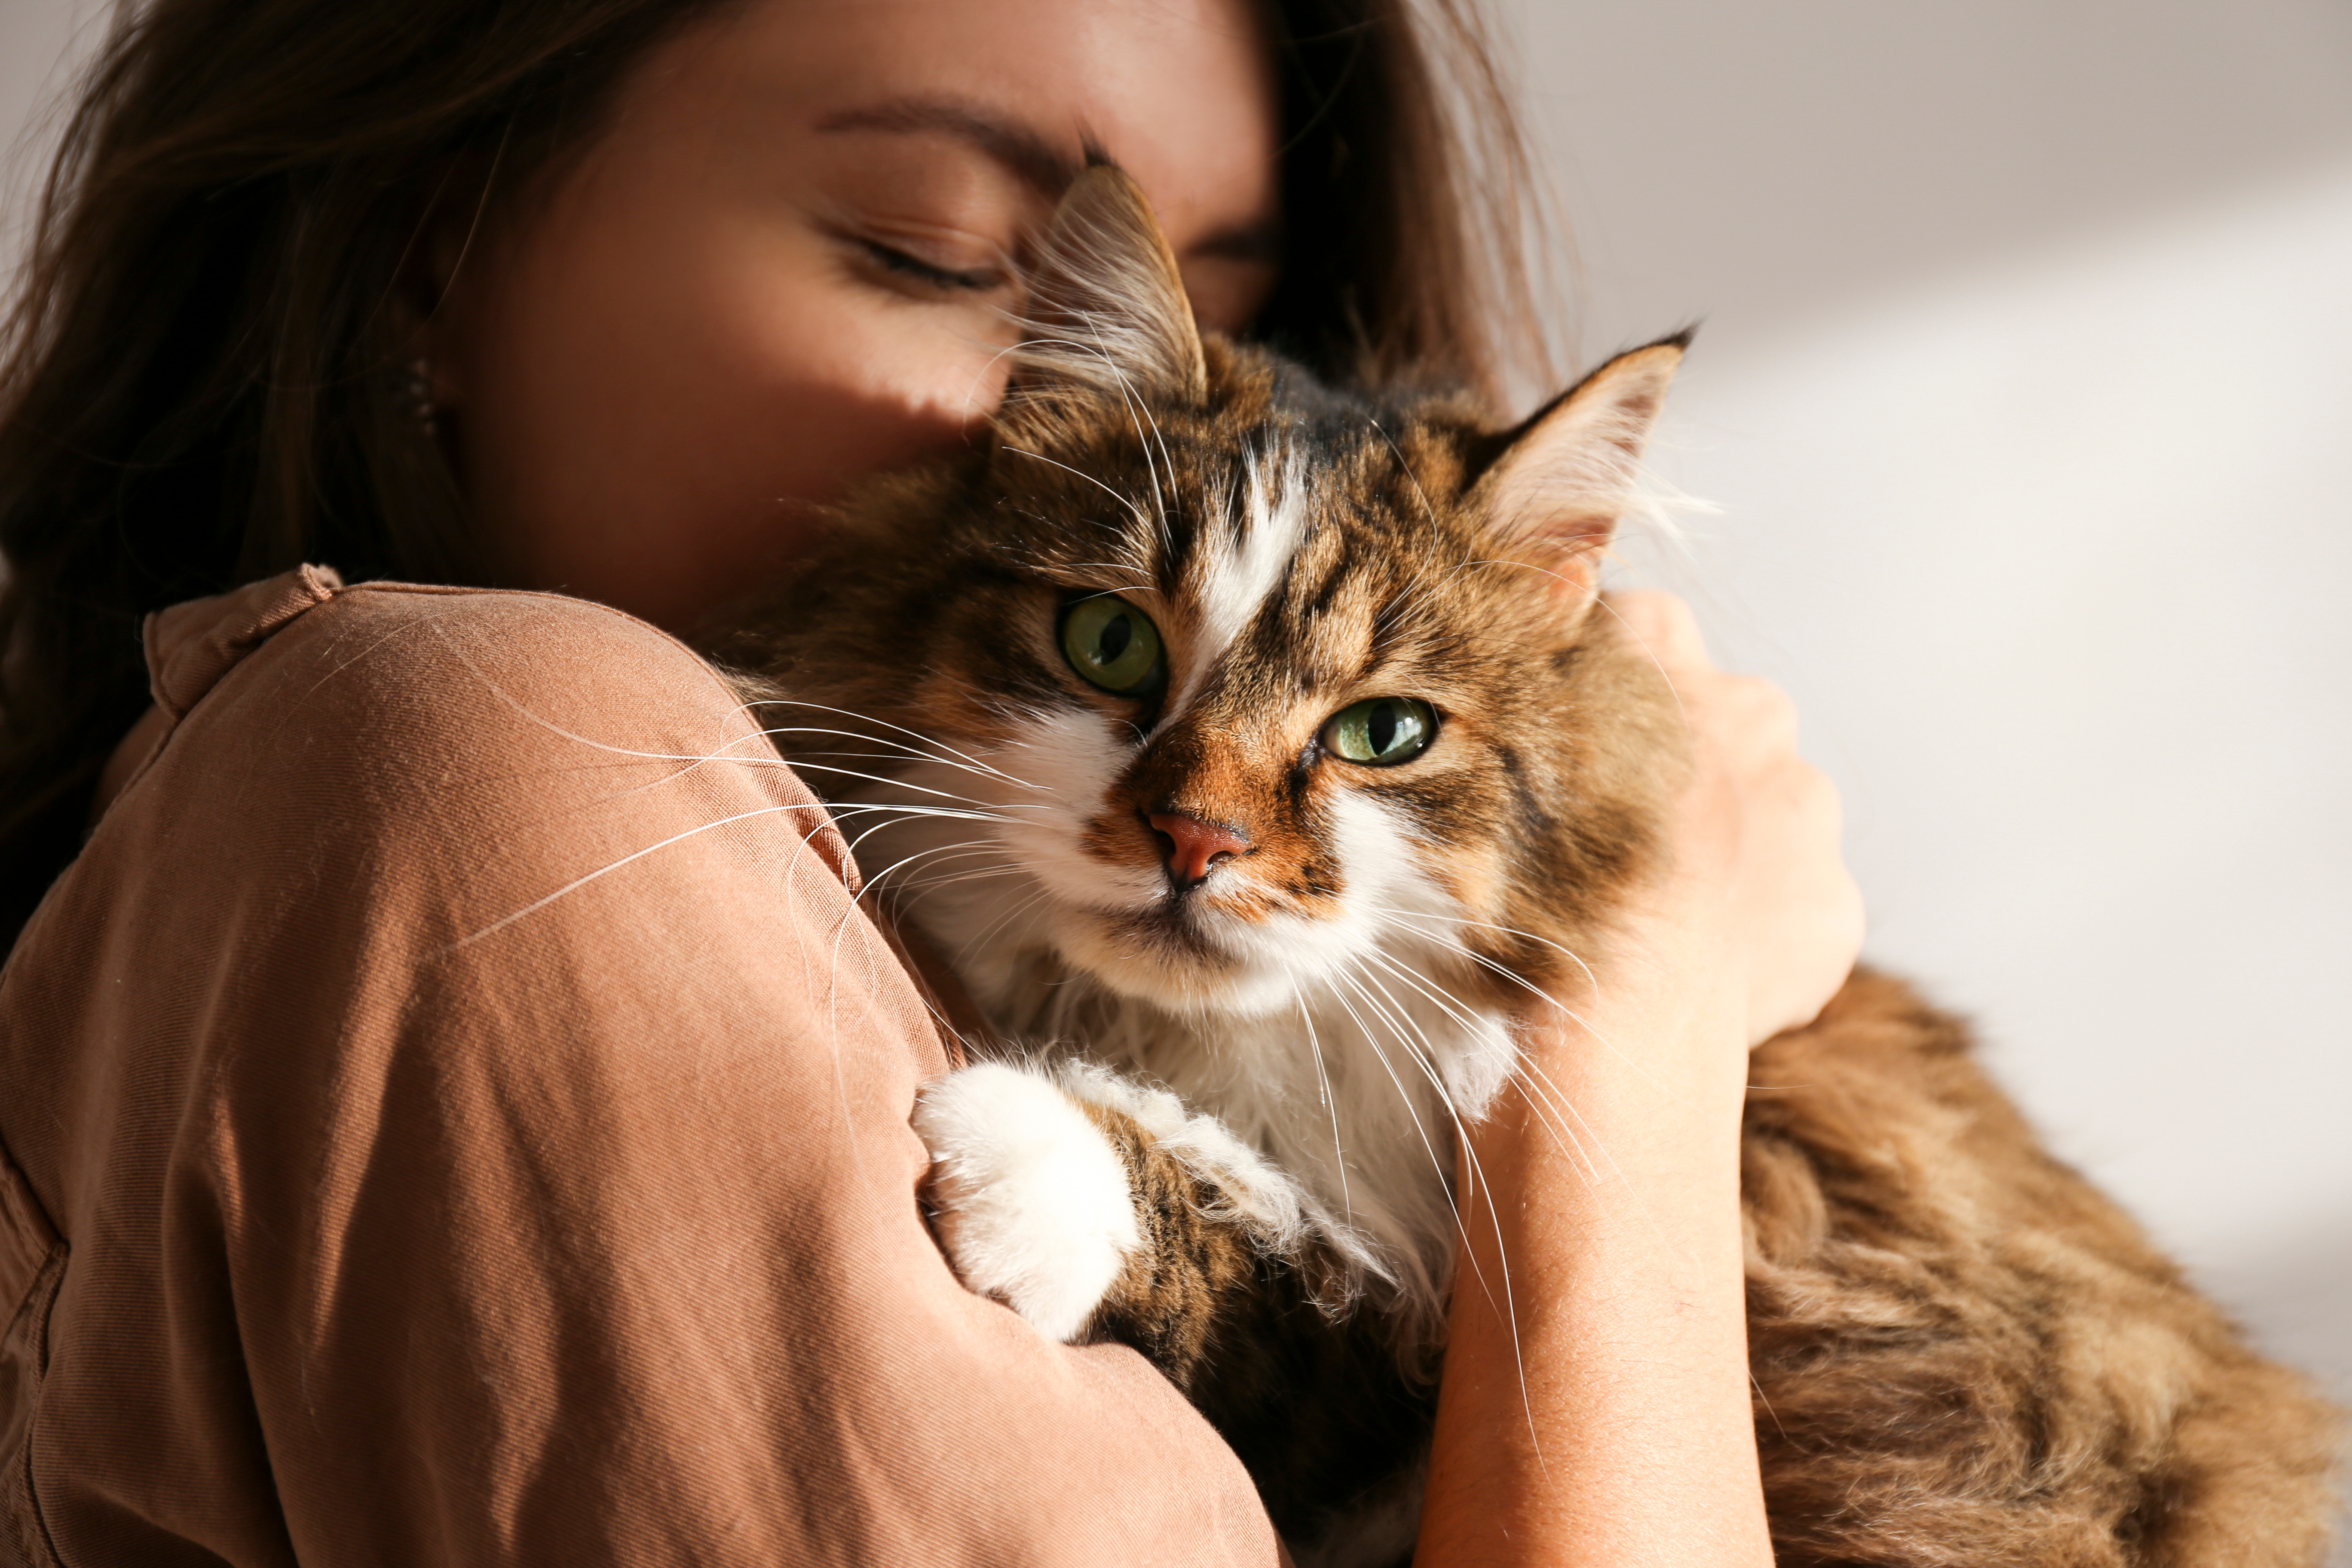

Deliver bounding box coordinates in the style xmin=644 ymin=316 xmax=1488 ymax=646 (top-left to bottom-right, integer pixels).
xmin=1415 ymin=980 xmax=1770 ymax=1567
xmin=1414 ymin=591 xmax=1855 ymax=1566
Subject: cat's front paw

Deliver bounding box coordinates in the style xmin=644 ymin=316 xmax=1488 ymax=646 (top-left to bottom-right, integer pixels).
xmin=911 ymin=1063 xmax=1140 ymax=1342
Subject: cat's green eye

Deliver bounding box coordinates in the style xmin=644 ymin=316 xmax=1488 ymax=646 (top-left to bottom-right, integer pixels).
xmin=1323 ymin=698 xmax=1437 ymax=766
xmin=1059 ymin=595 xmax=1167 ymax=695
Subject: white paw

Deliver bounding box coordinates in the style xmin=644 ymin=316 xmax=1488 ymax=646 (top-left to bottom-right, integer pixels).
xmin=911 ymin=1063 xmax=1140 ymax=1342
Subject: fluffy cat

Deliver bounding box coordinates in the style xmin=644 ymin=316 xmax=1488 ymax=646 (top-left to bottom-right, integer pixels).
xmin=713 ymin=168 xmax=2342 ymax=1567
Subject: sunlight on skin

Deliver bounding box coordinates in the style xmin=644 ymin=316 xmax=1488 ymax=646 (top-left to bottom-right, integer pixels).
xmin=429 ymin=0 xmax=1279 ymax=636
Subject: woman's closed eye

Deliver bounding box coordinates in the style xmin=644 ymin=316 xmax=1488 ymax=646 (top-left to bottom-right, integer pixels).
xmin=853 ymin=236 xmax=1008 ymax=297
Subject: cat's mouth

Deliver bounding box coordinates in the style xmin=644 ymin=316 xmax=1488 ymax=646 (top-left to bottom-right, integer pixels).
xmin=1110 ymin=898 xmax=1232 ymax=961
xmin=1047 ymin=889 xmax=1319 ymax=1018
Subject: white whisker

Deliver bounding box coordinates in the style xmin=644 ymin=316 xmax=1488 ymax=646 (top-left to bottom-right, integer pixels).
xmin=1376 ymin=907 xmax=1602 ymax=1004
xmin=1001 ymin=443 xmax=1152 ymax=523
xmin=1320 ymin=966 xmax=1462 ymax=1240
xmin=1339 ymin=957 xmax=1547 ymax=1471
xmin=758 ymin=732 xmax=1047 ymax=795
xmin=739 ymin=697 xmax=1041 ymax=788
xmin=449 ymin=800 xmax=838 ymax=950
xmin=1293 ymin=987 xmax=1353 ymax=1225
xmin=775 ymin=760 xmax=1014 ymax=813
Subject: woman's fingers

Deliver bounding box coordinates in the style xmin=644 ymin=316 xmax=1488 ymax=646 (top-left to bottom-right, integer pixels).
xmin=1603 ymin=591 xmax=1864 ymax=1046
xmin=1694 ymin=673 xmax=1799 ymax=770
xmin=1609 ymin=589 xmax=1710 ymax=674
xmin=1742 ymin=753 xmax=1865 ymax=1043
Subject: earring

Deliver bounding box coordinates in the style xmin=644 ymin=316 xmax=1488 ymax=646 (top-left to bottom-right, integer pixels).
xmin=406 ymin=358 xmax=438 ymax=430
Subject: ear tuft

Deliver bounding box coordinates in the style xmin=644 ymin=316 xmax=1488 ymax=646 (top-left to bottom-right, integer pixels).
xmin=1007 ymin=165 xmax=1207 ymax=407
xmin=1469 ymin=334 xmax=1687 ymax=603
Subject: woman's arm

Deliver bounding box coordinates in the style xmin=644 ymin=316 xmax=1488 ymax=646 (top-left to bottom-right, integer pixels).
xmin=7 ymin=579 xmax=1280 ymax=1568
xmin=1418 ymin=592 xmax=1865 ymax=1567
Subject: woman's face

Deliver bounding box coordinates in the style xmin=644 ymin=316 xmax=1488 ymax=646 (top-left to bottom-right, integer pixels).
xmin=432 ymin=0 xmax=1279 ymax=635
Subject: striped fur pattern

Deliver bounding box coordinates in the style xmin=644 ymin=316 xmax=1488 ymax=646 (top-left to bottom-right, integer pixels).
xmin=715 ymin=169 xmax=2341 ymax=1565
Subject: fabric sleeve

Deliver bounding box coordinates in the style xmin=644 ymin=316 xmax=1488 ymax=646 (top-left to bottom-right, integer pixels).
xmin=7 ymin=585 xmax=1277 ymax=1567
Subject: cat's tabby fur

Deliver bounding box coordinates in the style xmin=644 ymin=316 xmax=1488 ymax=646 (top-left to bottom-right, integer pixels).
xmin=715 ymin=168 xmax=2342 ymax=1566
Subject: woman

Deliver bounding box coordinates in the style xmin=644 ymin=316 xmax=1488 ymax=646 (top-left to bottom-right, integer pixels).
xmin=0 ymin=0 xmax=1860 ymax=1562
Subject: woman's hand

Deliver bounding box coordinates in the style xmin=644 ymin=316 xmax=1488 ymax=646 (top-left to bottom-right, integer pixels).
xmin=1416 ymin=590 xmax=1861 ymax=1568
xmin=1608 ymin=588 xmax=1865 ymax=1047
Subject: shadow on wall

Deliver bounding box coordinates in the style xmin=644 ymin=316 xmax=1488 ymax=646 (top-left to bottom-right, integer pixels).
xmin=1506 ymin=0 xmax=2352 ymax=359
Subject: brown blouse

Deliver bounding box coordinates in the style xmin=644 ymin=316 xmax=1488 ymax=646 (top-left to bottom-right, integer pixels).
xmin=0 ymin=569 xmax=1276 ymax=1565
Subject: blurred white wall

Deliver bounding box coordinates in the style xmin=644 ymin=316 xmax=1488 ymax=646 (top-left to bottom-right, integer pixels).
xmin=4 ymin=0 xmax=2347 ymax=1483
xmin=1500 ymin=0 xmax=2352 ymax=1432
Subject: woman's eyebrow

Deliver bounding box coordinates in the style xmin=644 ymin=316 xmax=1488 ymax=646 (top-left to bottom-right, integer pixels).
xmin=814 ymin=96 xmax=1081 ymax=201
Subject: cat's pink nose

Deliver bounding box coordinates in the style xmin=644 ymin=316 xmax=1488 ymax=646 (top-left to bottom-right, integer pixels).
xmin=1146 ymin=812 xmax=1249 ymax=891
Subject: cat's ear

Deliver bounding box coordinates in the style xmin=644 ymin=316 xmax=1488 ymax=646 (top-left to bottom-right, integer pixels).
xmin=1006 ymin=163 xmax=1208 ymax=407
xmin=1468 ymin=332 xmax=1688 ymax=606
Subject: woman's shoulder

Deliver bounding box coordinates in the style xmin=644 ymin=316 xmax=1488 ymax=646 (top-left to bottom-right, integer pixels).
xmin=144 ymin=570 xmax=749 ymax=774
xmin=175 ymin=572 xmax=734 ymax=734
xmin=104 ymin=569 xmax=851 ymax=906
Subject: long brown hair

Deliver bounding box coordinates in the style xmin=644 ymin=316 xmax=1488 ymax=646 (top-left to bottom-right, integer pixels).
xmin=0 ymin=0 xmax=1554 ymax=940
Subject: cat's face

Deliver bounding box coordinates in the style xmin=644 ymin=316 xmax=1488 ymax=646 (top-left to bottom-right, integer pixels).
xmin=738 ymin=169 xmax=1681 ymax=1030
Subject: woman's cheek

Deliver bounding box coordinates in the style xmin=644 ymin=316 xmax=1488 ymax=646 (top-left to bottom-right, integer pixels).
xmin=732 ymin=274 xmax=1010 ymax=493
xmin=500 ymin=246 xmax=1007 ymax=629
xmin=447 ymin=156 xmax=1021 ymax=631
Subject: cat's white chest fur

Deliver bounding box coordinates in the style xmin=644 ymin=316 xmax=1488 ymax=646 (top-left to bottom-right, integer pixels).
xmin=962 ymin=940 xmax=1519 ymax=1332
